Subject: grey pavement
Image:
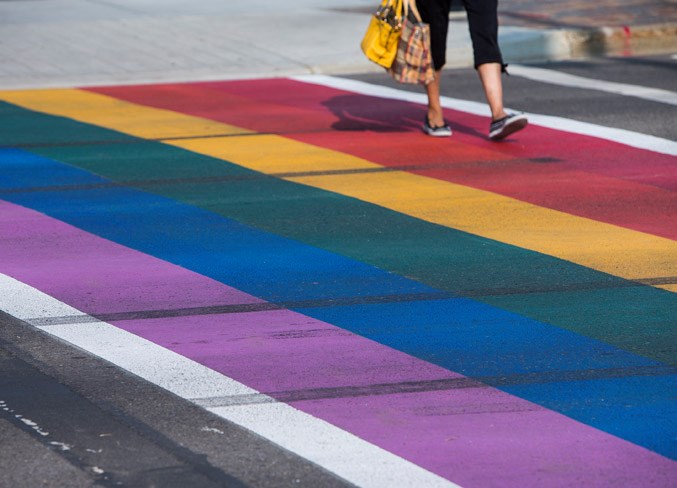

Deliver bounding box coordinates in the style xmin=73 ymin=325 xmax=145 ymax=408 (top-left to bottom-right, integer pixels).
xmin=0 ymin=0 xmax=675 ymax=89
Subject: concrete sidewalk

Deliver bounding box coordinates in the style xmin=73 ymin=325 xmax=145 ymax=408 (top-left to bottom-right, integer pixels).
xmin=0 ymin=0 xmax=675 ymax=89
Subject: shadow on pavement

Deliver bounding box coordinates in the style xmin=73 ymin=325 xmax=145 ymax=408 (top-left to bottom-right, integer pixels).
xmin=322 ymin=93 xmax=485 ymax=139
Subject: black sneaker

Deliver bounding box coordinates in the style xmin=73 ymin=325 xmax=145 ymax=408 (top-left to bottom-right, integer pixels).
xmin=423 ymin=117 xmax=452 ymax=137
xmin=489 ymin=113 xmax=528 ymax=140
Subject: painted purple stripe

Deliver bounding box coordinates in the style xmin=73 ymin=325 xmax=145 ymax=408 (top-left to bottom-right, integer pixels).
xmin=1 ymin=199 xmax=674 ymax=486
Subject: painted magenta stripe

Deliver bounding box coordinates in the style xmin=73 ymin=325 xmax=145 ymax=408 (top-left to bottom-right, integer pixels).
xmin=86 ymin=80 xmax=677 ymax=241
xmin=1 ymin=149 xmax=675 ymax=459
xmin=0 ymin=103 xmax=675 ymax=367
xmin=1 ymin=89 xmax=673 ymax=293
xmin=2 ymin=200 xmax=676 ymax=486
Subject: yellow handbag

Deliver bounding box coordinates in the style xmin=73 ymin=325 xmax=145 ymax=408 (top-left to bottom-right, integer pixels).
xmin=360 ymin=0 xmax=404 ymax=69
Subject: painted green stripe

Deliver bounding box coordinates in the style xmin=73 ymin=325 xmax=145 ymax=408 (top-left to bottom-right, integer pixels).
xmin=1 ymin=101 xmax=675 ymax=366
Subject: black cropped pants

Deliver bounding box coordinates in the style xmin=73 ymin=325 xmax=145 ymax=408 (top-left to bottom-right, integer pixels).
xmin=417 ymin=0 xmax=504 ymax=71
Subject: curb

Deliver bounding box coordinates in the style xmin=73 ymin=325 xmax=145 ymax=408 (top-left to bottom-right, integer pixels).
xmin=567 ymin=23 xmax=677 ymax=57
xmin=500 ymin=23 xmax=677 ymax=65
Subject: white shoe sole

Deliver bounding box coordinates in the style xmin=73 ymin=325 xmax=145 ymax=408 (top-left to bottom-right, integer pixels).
xmin=489 ymin=115 xmax=528 ymax=140
xmin=422 ymin=125 xmax=452 ymax=137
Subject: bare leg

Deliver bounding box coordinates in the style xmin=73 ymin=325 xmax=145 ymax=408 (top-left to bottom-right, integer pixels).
xmin=477 ymin=62 xmax=507 ymax=121
xmin=425 ymin=70 xmax=444 ymax=126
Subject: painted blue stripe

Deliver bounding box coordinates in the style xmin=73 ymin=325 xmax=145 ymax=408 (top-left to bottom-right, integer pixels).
xmin=1 ymin=148 xmax=675 ymax=458
xmin=299 ymin=300 xmax=676 ymax=457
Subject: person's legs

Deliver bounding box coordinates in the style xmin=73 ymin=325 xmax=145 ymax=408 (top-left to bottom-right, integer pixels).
xmin=422 ymin=69 xmax=451 ymax=136
xmin=417 ymin=0 xmax=451 ymax=130
xmin=418 ymin=0 xmax=526 ymax=138
xmin=477 ymin=62 xmax=506 ymax=121
xmin=463 ymin=0 xmax=504 ymax=120
xmin=425 ymin=70 xmax=444 ymax=127
xmin=464 ymin=0 xmax=527 ymax=138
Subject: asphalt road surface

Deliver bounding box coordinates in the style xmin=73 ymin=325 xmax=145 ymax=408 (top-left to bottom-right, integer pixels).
xmin=1 ymin=54 xmax=675 ymax=487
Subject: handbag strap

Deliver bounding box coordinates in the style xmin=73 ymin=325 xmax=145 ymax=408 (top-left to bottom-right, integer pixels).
xmin=403 ymin=0 xmax=424 ymax=23
xmin=378 ymin=0 xmax=404 ymax=14
xmin=376 ymin=0 xmax=404 ymax=29
xmin=393 ymin=0 xmax=404 ymax=18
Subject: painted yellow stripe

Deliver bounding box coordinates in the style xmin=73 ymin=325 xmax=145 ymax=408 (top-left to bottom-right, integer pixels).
xmin=2 ymin=88 xmax=675 ymax=292
xmin=0 ymin=89 xmax=251 ymax=140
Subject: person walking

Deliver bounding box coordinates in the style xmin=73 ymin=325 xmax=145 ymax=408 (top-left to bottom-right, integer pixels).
xmin=417 ymin=0 xmax=528 ymax=139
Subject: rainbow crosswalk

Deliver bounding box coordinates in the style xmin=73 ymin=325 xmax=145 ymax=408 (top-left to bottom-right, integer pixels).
xmin=0 ymin=76 xmax=675 ymax=486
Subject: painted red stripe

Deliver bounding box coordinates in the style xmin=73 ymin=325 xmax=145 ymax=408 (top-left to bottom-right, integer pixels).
xmin=88 ymin=80 xmax=677 ymax=240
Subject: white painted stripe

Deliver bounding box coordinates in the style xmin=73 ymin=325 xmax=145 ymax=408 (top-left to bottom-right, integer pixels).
xmin=509 ymin=64 xmax=677 ymax=106
xmin=292 ymin=74 xmax=677 ymax=157
xmin=0 ymin=273 xmax=460 ymax=488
